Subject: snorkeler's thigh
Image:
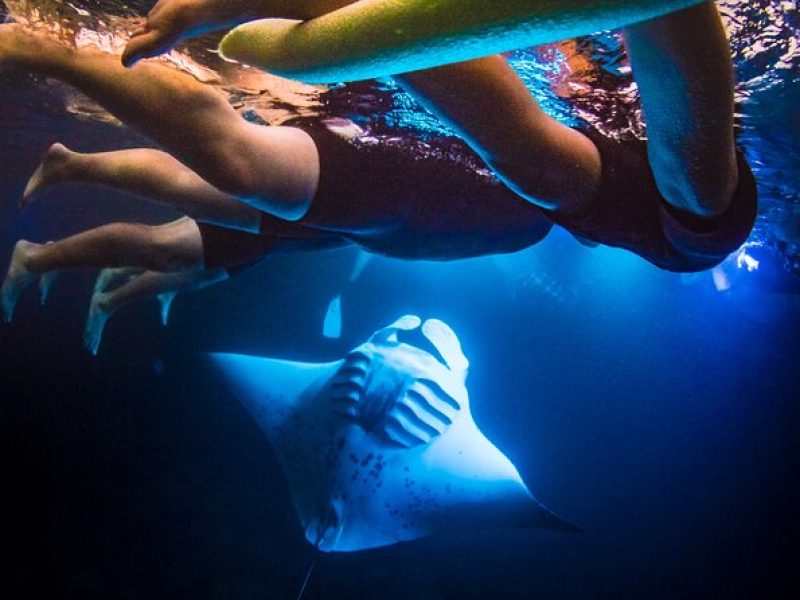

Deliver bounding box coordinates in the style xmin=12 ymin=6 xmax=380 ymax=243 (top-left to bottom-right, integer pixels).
xmin=217 ymin=122 xmax=320 ymax=222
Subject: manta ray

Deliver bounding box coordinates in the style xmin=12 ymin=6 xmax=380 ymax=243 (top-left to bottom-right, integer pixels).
xmin=210 ymin=315 xmax=578 ymax=553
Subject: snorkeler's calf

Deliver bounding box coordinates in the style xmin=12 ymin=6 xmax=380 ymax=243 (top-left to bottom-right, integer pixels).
xmin=22 ymin=143 xmax=260 ymax=231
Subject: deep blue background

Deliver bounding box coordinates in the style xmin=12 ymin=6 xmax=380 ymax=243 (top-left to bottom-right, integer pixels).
xmin=1 ymin=101 xmax=799 ymax=599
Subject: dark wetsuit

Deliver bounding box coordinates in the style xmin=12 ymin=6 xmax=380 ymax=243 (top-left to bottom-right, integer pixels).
xmin=547 ymin=128 xmax=758 ymax=272
xmin=198 ymin=123 xmax=553 ymax=270
xmin=198 ymin=123 xmax=757 ymax=274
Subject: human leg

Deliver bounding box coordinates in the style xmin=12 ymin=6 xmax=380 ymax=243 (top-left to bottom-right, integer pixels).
xmin=0 ymin=24 xmax=319 ymax=220
xmin=623 ymin=0 xmax=738 ymax=217
xmin=93 ymin=267 xmax=146 ymax=297
xmin=1 ymin=217 xmax=203 ymax=321
xmin=123 ymin=0 xmax=356 ymax=66
xmin=24 ymin=143 xmax=262 ymax=231
xmin=396 ymin=55 xmax=600 ymax=212
xmin=85 ymin=266 xmax=228 ymax=354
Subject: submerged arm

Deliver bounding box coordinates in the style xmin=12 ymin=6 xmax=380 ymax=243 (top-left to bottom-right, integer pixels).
xmin=123 ymin=0 xmax=356 ymax=65
xmin=219 ymin=0 xmax=707 ymax=83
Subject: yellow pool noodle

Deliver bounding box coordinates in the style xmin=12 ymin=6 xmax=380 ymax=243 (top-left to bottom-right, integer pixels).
xmin=218 ymin=0 xmax=706 ymax=83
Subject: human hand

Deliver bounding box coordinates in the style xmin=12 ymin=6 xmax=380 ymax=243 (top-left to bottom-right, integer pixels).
xmin=122 ymin=0 xmax=224 ymax=67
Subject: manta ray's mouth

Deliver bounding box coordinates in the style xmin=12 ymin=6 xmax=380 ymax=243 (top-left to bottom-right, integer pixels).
xmin=394 ymin=327 xmax=449 ymax=369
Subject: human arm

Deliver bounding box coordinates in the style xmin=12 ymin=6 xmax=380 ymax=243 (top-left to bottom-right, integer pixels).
xmin=123 ymin=0 xmax=355 ymax=66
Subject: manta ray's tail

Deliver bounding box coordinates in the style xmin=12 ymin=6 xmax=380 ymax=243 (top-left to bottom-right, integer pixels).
xmin=485 ymin=491 xmax=583 ymax=534
xmin=531 ymin=506 xmax=584 ymax=534
xmin=457 ymin=493 xmax=583 ymax=535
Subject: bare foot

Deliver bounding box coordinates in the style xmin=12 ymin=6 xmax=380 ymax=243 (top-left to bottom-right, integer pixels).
xmin=38 ymin=267 xmax=58 ymax=305
xmin=22 ymin=143 xmax=78 ymax=207
xmin=1 ymin=240 xmax=40 ymax=322
xmin=122 ymin=0 xmax=220 ymax=67
xmin=157 ymin=291 xmax=177 ymax=326
xmin=84 ymin=292 xmax=113 ymax=355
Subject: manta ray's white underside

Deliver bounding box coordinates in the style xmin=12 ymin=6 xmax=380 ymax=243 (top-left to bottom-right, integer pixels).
xmin=210 ymin=315 xmax=577 ymax=552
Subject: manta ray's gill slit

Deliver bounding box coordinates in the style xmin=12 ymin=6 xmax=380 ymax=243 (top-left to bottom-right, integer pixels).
xmin=332 ymin=352 xmax=369 ymax=374
xmin=393 ymin=398 xmax=448 ymax=437
xmin=343 ymin=349 xmax=371 ymax=367
xmin=330 ymin=355 xmax=370 ymax=419
xmin=414 ymin=378 xmax=462 ymax=412
xmin=333 ymin=364 xmax=368 ymax=381
xmin=404 ymin=386 xmax=455 ymax=425
xmin=382 ymin=417 xmax=429 ymax=448
xmin=388 ymin=403 xmax=442 ymax=440
xmin=331 ymin=380 xmax=362 ymax=401
xmin=331 ymin=398 xmax=359 ymax=420
xmin=331 ymin=372 xmax=366 ymax=392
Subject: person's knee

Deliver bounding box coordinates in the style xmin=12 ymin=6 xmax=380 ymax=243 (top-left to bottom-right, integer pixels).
xmin=210 ymin=152 xmax=265 ymax=199
xmin=196 ymin=124 xmax=318 ymax=220
xmin=648 ymin=142 xmax=738 ymax=218
xmin=148 ymin=220 xmax=202 ymax=271
xmin=188 ymin=129 xmax=266 ymax=200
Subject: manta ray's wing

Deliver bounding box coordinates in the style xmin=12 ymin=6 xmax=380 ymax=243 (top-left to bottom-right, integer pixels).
xmin=386 ymin=406 xmax=582 ymax=538
xmin=208 ymin=353 xmax=338 ymax=433
xmin=208 ymin=319 xmax=579 ymax=553
xmin=209 ymin=352 xmax=350 ymax=547
xmin=325 ymin=370 xmax=579 ymax=552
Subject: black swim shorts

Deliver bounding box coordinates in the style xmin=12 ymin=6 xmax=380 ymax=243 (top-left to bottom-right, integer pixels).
xmin=196 ymin=222 xmax=278 ymax=274
xmin=197 ymin=214 xmax=345 ymax=275
xmin=546 ymin=128 xmax=758 ymax=272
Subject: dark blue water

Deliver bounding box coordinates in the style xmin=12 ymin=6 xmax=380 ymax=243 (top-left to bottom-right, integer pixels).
xmin=2 ymin=2 xmax=800 ymax=598
xmin=3 ymin=140 xmax=799 ymax=598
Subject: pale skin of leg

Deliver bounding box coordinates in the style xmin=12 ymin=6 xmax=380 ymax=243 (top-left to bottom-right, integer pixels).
xmin=0 ymin=24 xmax=319 ymax=221
xmin=24 ymin=143 xmax=262 ymax=231
xmin=393 ymin=1 xmax=738 ymax=217
xmin=622 ymin=1 xmax=737 ymax=217
xmin=1 ymin=217 xmax=204 ymax=321
xmin=122 ymin=0 xmax=737 ymax=218
xmin=84 ymin=267 xmax=228 ymax=355
xmin=3 ymin=133 xmax=352 ymax=322
xmin=395 ymin=57 xmax=601 ymax=213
